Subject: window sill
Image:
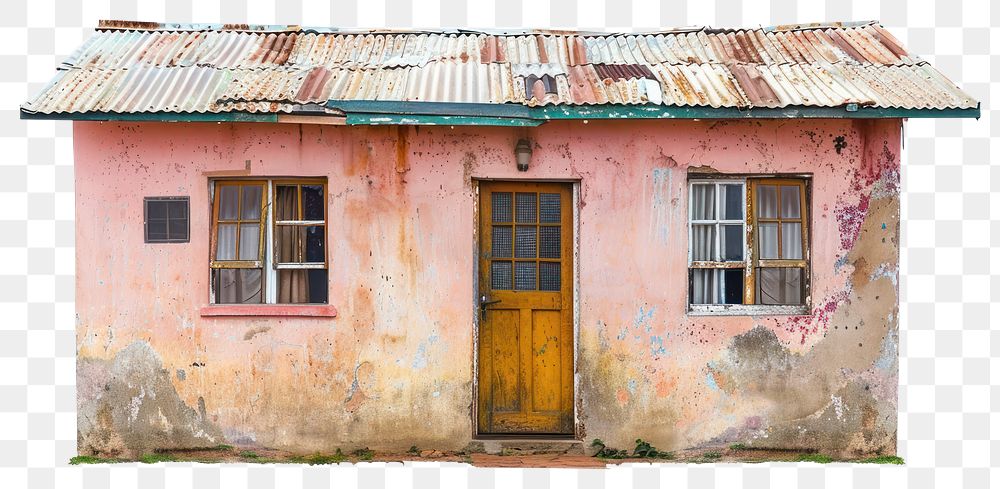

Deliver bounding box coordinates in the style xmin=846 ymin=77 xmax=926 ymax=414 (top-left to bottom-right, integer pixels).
xmin=687 ymin=304 xmax=810 ymax=317
xmin=199 ymin=304 xmax=338 ymax=318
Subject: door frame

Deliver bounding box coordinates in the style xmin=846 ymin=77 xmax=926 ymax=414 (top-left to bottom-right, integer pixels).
xmin=471 ymin=178 xmax=581 ymax=439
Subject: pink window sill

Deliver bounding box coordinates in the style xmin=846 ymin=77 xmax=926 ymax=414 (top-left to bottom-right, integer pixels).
xmin=199 ymin=304 xmax=338 ymax=318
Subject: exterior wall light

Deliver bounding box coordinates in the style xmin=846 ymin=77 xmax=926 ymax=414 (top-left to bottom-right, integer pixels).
xmin=515 ymin=138 xmax=532 ymax=171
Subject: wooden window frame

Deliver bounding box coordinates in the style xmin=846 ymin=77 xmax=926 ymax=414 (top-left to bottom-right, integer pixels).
xmin=271 ymin=180 xmax=329 ymax=270
xmin=209 ymin=180 xmax=267 ymax=270
xmin=144 ymin=196 xmax=190 ymax=243
xmin=687 ymin=176 xmax=811 ymax=316
xmin=208 ymin=178 xmax=328 ymax=305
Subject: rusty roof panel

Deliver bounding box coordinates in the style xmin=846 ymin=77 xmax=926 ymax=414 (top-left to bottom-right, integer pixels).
xmin=22 ymin=21 xmax=977 ymax=115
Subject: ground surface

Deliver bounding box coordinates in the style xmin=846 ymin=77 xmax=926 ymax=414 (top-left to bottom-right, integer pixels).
xmin=70 ymin=445 xmax=903 ymax=468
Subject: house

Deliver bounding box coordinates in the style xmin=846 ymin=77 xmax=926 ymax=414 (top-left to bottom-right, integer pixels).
xmin=22 ymin=20 xmax=979 ymax=460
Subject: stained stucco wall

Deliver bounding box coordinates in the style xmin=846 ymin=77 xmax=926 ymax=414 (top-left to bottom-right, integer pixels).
xmin=73 ymin=118 xmax=900 ymax=457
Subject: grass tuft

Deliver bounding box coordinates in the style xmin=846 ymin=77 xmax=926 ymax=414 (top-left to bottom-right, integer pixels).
xmin=295 ymin=449 xmax=347 ymax=465
xmin=353 ymin=448 xmax=374 ymax=461
xmin=139 ymin=453 xmax=178 ymax=464
xmin=69 ymin=455 xmax=123 ymax=465
xmin=797 ymin=453 xmax=833 ymax=463
xmin=859 ymin=455 xmax=904 ymax=465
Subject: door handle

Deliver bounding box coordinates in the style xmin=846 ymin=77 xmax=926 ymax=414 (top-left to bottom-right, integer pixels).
xmin=480 ymin=295 xmax=502 ymax=320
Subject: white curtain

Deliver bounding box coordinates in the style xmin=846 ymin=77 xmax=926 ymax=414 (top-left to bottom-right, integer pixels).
xmin=780 ymin=186 xmax=800 ymax=218
xmin=691 ymin=225 xmax=716 ymax=261
xmin=216 ymin=224 xmax=236 ymax=260
xmin=782 ymin=222 xmax=802 ymax=259
xmin=691 ymin=269 xmax=719 ymax=304
xmin=758 ymin=223 xmax=778 ymax=259
xmin=756 ymin=185 xmax=777 ymax=218
xmin=691 ymin=184 xmax=715 ymax=220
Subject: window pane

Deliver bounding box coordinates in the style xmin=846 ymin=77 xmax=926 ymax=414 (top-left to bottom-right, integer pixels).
xmin=515 ymin=226 xmax=537 ymax=258
xmin=723 ymin=269 xmax=744 ymax=304
xmin=722 ymin=224 xmax=743 ymax=261
xmin=540 ymin=193 xmax=561 ymax=223
xmin=539 ymin=226 xmax=560 ymax=258
xmin=147 ymin=218 xmax=168 ymax=240
xmin=781 ymin=222 xmax=803 ymax=259
xmin=216 ymin=224 xmax=237 ymax=260
xmin=691 ymin=184 xmax=715 ymax=220
xmin=492 ymin=225 xmax=512 ymax=258
xmin=514 ymin=261 xmax=536 ymax=290
xmin=690 ymin=269 xmax=718 ymax=304
xmin=780 ymin=186 xmax=801 ymax=218
xmin=491 ymin=261 xmax=512 ymax=290
xmin=756 ymin=267 xmax=804 ymax=305
xmin=241 ymin=185 xmax=263 ymax=220
xmin=758 ymin=222 xmax=778 ymax=259
xmin=238 ymin=223 xmax=260 ymax=260
xmin=492 ymin=192 xmax=512 ymax=223
xmin=147 ymin=201 xmax=168 ymax=219
xmin=304 ymin=225 xmax=325 ymax=263
xmin=302 ymin=185 xmax=324 ymax=221
xmin=218 ymin=186 xmax=239 ymax=220
xmin=691 ymin=224 xmax=716 ymax=261
xmin=275 ymin=185 xmax=298 ymax=221
xmin=516 ymin=192 xmax=537 ymax=223
xmin=168 ymin=217 xmax=188 ymax=240
xmin=277 ymin=269 xmax=328 ymax=304
xmin=539 ymin=262 xmax=560 ymax=291
xmin=756 ymin=184 xmax=777 ymax=218
xmin=721 ymin=184 xmax=743 ymax=220
xmin=214 ymin=268 xmax=262 ymax=304
xmin=167 ymin=200 xmax=187 ymax=219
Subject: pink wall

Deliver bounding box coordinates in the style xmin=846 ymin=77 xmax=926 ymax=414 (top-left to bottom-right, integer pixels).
xmin=74 ymin=118 xmax=901 ymax=457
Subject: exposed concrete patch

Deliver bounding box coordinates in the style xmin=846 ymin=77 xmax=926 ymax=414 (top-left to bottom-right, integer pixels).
xmin=706 ymin=177 xmax=900 ymax=456
xmin=78 ymin=341 xmax=224 ymax=457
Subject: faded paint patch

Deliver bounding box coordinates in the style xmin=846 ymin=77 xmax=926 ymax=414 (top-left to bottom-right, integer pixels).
xmin=78 ymin=341 xmax=224 ymax=458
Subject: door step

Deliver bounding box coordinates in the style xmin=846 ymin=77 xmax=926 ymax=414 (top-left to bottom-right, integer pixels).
xmin=469 ymin=439 xmax=585 ymax=456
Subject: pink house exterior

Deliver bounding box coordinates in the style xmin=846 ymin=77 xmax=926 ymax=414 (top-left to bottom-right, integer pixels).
xmin=22 ymin=21 xmax=978 ymax=460
xmin=69 ymin=118 xmax=899 ymax=454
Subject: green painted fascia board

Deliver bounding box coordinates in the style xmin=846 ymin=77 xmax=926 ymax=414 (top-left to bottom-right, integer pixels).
xmin=345 ymin=113 xmax=542 ymax=126
xmin=328 ymin=101 xmax=980 ymax=120
xmin=19 ymin=110 xmax=278 ymax=123
xmin=329 ymin=101 xmax=534 ymax=119
xmin=20 ymin=102 xmax=980 ymax=123
xmin=533 ymin=104 xmax=981 ymax=120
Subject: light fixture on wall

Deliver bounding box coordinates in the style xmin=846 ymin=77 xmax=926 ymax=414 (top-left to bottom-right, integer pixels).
xmin=515 ymin=138 xmax=532 ymax=171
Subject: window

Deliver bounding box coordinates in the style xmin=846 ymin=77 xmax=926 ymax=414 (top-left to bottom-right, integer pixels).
xmin=144 ymin=197 xmax=189 ymax=243
xmin=688 ymin=177 xmax=809 ymax=313
xmin=210 ymin=179 xmax=328 ymax=305
xmin=489 ymin=190 xmax=565 ymax=291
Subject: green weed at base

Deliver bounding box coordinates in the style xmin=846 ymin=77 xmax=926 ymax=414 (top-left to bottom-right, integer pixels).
xmin=69 ymin=455 xmax=124 ymax=465
xmin=797 ymin=453 xmax=833 ymax=463
xmin=859 ymin=455 xmax=904 ymax=465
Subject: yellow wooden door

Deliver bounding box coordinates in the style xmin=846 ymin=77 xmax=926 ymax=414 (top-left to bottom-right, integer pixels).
xmin=477 ymin=182 xmax=574 ymax=435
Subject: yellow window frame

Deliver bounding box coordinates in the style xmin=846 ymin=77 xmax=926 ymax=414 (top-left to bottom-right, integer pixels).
xmin=209 ymin=180 xmax=267 ymax=269
xmin=746 ymin=178 xmax=809 ymax=305
xmin=271 ymin=179 xmax=328 ymax=269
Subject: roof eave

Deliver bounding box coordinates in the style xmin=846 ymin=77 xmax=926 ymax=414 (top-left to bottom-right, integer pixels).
xmin=20 ymin=102 xmax=980 ymax=124
xmin=327 ymin=101 xmax=983 ymax=123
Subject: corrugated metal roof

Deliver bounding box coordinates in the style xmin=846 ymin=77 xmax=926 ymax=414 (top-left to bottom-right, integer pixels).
xmin=23 ymin=20 xmax=978 ymax=117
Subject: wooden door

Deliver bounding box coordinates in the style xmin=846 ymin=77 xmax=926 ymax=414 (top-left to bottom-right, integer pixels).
xmin=477 ymin=181 xmax=574 ymax=435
